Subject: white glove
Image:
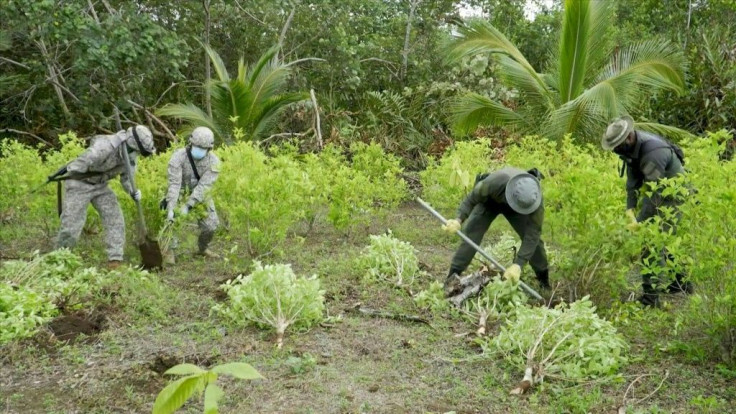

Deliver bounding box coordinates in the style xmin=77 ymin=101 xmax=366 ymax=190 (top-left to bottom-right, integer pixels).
xmin=179 ymin=204 xmax=190 ymax=217
xmin=503 ymin=264 xmax=521 ymax=283
xmin=131 ymin=189 xmax=142 ymax=202
xmin=442 ymin=218 xmax=462 ymax=233
xmin=166 ymin=209 xmax=175 ymax=222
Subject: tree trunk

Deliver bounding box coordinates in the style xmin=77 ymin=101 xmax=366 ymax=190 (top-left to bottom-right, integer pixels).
xmin=203 ymin=0 xmax=212 ymax=118
xmin=684 ymin=0 xmax=693 ymax=50
xmin=400 ymin=0 xmax=420 ymax=83
xmin=37 ymin=38 xmax=70 ymax=118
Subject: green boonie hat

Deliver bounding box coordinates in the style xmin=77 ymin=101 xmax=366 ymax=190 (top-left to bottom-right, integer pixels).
xmin=505 ymin=173 xmax=541 ymax=215
xmin=601 ymin=115 xmax=634 ymax=150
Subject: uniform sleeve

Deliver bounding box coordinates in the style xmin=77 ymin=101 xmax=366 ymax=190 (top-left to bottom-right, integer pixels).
xmin=166 ymin=151 xmax=185 ymax=212
xmin=186 ymin=154 xmax=220 ymax=206
xmin=513 ymin=204 xmax=544 ymax=267
xmin=456 ymin=174 xmax=503 ymax=221
xmin=625 ymin=162 xmax=641 ymax=211
xmin=66 ymin=138 xmax=114 ymax=174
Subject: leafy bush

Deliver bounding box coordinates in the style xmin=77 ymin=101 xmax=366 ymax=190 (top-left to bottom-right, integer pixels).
xmin=0 ymin=284 xmax=57 ymax=344
xmin=486 ymin=297 xmax=628 ymax=384
xmin=413 ymin=281 xmax=452 ymax=314
xmin=419 ymin=138 xmax=495 ymax=215
xmin=1 ymin=249 xmax=101 ymax=311
xmin=357 ymin=232 xmax=422 ymax=289
xmin=214 ymin=262 xmax=325 ymax=348
xmin=215 ymin=141 xmax=310 ymax=256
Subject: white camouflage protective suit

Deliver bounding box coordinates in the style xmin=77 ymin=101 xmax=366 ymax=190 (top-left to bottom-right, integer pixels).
xmin=165 ymin=127 xmax=220 ymax=253
xmin=56 ymin=126 xmax=155 ymax=261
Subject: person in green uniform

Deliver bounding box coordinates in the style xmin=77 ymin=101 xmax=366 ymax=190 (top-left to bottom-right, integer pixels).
xmin=442 ymin=167 xmax=550 ymax=290
xmin=602 ymin=115 xmax=693 ymax=307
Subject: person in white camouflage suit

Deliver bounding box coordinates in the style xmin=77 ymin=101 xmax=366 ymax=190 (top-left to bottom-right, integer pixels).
xmin=163 ymin=126 xmax=220 ymax=263
xmin=56 ymin=125 xmax=155 ymax=269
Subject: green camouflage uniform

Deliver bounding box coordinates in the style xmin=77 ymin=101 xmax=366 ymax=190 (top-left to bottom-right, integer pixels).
xmin=449 ymin=167 xmax=548 ymax=276
xmin=617 ymin=130 xmax=688 ymax=301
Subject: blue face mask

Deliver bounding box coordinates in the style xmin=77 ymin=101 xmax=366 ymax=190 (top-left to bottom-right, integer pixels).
xmin=190 ymin=146 xmax=208 ymax=160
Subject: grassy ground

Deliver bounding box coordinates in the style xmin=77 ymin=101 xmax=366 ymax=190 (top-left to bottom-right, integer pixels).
xmin=2 ymin=203 xmax=735 ymax=414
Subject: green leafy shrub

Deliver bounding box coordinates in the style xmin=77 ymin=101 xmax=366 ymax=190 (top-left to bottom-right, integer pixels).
xmin=357 ymin=232 xmax=422 ymax=289
xmin=0 ymin=284 xmax=57 ymax=344
xmin=214 ymin=262 xmax=325 ymax=348
xmin=215 ymin=141 xmax=310 ymax=256
xmin=153 ymin=362 xmax=263 ymax=414
xmin=486 ymin=297 xmax=628 ymax=384
xmin=1 ymin=249 xmax=101 ymax=311
xmin=413 ymin=281 xmax=451 ymax=314
xmin=419 ymin=138 xmax=495 ymax=214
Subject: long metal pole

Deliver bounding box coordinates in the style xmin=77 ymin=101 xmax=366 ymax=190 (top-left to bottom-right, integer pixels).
xmin=416 ymin=197 xmax=543 ymax=301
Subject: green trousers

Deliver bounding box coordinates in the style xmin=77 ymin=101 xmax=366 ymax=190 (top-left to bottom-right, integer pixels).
xmin=449 ymin=203 xmax=548 ymax=276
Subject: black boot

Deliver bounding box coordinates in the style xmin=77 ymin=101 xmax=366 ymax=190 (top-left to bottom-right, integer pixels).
xmin=637 ymin=284 xmax=661 ymax=308
xmin=535 ymin=269 xmax=551 ymax=289
xmin=443 ymin=269 xmax=463 ymax=297
xmin=666 ymin=273 xmax=694 ymax=294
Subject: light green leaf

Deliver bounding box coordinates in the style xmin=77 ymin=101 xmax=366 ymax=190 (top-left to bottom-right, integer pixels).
xmin=204 ymin=383 xmax=224 ymax=414
xmin=211 ymin=362 xmax=264 ymax=380
xmin=164 ymin=363 xmax=206 ymax=376
xmin=152 ymin=375 xmax=203 ymax=414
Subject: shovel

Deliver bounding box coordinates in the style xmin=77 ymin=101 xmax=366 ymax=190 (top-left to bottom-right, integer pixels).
xmin=115 ymin=111 xmax=163 ymax=270
xmin=416 ymin=197 xmax=543 ymax=301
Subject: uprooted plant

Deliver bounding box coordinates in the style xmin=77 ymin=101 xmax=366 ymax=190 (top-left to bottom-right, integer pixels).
xmin=484 ymin=297 xmax=628 ymax=394
xmin=357 ymin=231 xmax=423 ymax=291
xmin=462 ymin=274 xmax=528 ymax=336
xmin=152 ymin=362 xmax=263 ymax=414
xmin=214 ymin=262 xmax=325 ymax=348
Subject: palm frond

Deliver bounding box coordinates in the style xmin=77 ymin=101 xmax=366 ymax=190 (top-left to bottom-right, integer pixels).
xmin=250 ymin=92 xmax=309 ymax=141
xmin=634 ymin=122 xmax=697 ymax=142
xmin=495 ymin=55 xmax=554 ymax=108
xmin=597 ymin=40 xmax=685 ymax=97
xmin=155 ymin=103 xmax=221 ymax=138
xmin=447 ymin=20 xmax=553 ymax=105
xmin=248 ymin=65 xmax=293 ymax=121
xmin=205 ymin=45 xmax=231 ymax=82
xmin=248 ymin=46 xmax=280 ymax=86
xmin=544 ymin=93 xmax=607 ymax=141
xmin=583 ymin=0 xmax=614 ymax=85
xmin=558 ymin=0 xmax=591 ymax=103
xmin=450 ymin=93 xmax=526 ymax=135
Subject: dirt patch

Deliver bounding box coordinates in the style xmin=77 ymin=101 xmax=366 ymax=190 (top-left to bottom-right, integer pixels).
xmin=48 ymin=309 xmax=107 ymax=343
xmin=148 ymin=352 xmax=218 ymax=374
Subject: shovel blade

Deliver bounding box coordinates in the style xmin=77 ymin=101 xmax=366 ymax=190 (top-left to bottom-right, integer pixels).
xmin=138 ymin=236 xmax=163 ymax=270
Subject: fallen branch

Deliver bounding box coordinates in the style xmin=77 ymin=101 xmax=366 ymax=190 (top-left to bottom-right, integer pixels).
xmin=0 ymin=128 xmax=53 ymax=147
xmin=348 ymin=302 xmax=432 ymax=327
xmin=127 ymin=99 xmax=178 ymax=142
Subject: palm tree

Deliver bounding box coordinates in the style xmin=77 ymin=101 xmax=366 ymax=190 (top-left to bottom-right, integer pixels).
xmin=448 ymin=0 xmax=690 ymax=142
xmin=157 ymin=46 xmax=308 ymax=143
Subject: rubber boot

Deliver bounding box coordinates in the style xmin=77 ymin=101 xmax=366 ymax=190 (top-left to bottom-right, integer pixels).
xmin=535 ymin=269 xmax=551 ymax=289
xmin=163 ymin=249 xmax=176 ymax=265
xmin=443 ymin=268 xmax=462 ymax=297
xmin=637 ymin=284 xmax=661 ymax=308
xmin=196 ymin=248 xmax=220 ymax=259
xmin=106 ymin=260 xmax=124 ymax=270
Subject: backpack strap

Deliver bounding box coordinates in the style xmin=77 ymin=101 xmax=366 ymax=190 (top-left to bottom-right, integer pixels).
xmin=186 ymin=146 xmax=201 ymax=181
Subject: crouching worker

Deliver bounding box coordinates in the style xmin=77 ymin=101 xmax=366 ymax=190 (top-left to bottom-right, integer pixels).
xmin=163 ymin=127 xmax=220 ymax=264
xmin=56 ymin=125 xmax=156 ymax=269
xmin=442 ymin=167 xmax=550 ymax=290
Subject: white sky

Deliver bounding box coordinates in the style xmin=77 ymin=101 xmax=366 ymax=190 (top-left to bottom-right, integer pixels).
xmin=459 ymin=0 xmax=555 ymax=20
